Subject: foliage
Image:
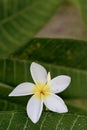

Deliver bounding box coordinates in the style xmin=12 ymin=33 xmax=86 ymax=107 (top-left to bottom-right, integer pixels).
xmin=0 ymin=0 xmax=87 ymax=129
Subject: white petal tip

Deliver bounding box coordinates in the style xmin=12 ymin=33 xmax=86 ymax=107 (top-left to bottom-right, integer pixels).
xmin=27 ymin=112 xmax=39 ymax=124
xmin=30 ymin=62 xmax=47 ymax=84
xmin=8 ymin=92 xmax=13 ymax=96
xmin=30 ymin=62 xmax=36 ymax=69
xmin=27 ymin=95 xmax=43 ymax=124
xmin=8 ymin=94 xmax=11 ymax=96
xmin=30 ymin=62 xmax=42 ymax=69
xmin=8 ymin=91 xmax=19 ymax=97
xmin=67 ymin=76 xmax=71 ymax=84
xmin=59 ymin=106 xmax=68 ymax=113
xmin=63 ymin=108 xmax=68 ymax=113
xmin=31 ymin=119 xmax=38 ymax=124
xmin=8 ymin=93 xmax=15 ymax=96
xmin=68 ymin=76 xmax=71 ymax=82
xmin=60 ymin=75 xmax=71 ymax=88
xmin=62 ymin=75 xmax=71 ymax=82
xmin=31 ymin=62 xmax=37 ymax=66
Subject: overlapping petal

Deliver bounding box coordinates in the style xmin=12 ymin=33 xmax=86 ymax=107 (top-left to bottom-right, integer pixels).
xmin=30 ymin=62 xmax=47 ymax=84
xmin=47 ymin=72 xmax=51 ymax=83
xmin=9 ymin=82 xmax=35 ymax=96
xmin=27 ymin=95 xmax=43 ymax=123
xmin=44 ymin=93 xmax=68 ymax=113
xmin=50 ymin=75 xmax=71 ymax=93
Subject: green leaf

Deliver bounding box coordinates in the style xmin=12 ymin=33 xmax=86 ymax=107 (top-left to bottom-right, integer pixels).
xmin=0 ymin=38 xmax=87 ymax=128
xmin=11 ymin=38 xmax=87 ymax=70
xmin=66 ymin=99 xmax=87 ymax=111
xmin=8 ymin=38 xmax=87 ymax=99
xmin=0 ymin=57 xmax=87 ymax=99
xmin=0 ymin=0 xmax=63 ymax=57
xmin=0 ymin=83 xmax=26 ymax=110
xmin=0 ymin=111 xmax=87 ymax=130
xmin=0 ymin=1 xmax=87 ymax=129
xmin=69 ymin=0 xmax=87 ymax=28
xmin=0 ymin=81 xmax=87 ymax=111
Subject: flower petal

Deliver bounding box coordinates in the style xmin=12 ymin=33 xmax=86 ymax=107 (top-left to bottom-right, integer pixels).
xmin=30 ymin=62 xmax=47 ymax=84
xmin=9 ymin=82 xmax=35 ymax=96
xmin=44 ymin=94 xmax=68 ymax=113
xmin=50 ymin=75 xmax=71 ymax=93
xmin=27 ymin=95 xmax=43 ymax=123
xmin=47 ymin=72 xmax=51 ymax=83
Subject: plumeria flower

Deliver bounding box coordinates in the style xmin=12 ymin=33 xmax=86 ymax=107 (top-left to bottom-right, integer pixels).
xmin=9 ymin=62 xmax=71 ymax=123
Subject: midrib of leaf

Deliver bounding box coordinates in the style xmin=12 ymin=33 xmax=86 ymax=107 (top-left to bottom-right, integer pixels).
xmin=0 ymin=3 xmax=31 ymax=25
xmin=0 ymin=0 xmax=64 ymax=57
xmin=0 ymin=0 xmax=54 ymax=25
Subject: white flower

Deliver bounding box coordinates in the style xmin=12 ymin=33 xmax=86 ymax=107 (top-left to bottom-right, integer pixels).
xmin=9 ymin=62 xmax=71 ymax=123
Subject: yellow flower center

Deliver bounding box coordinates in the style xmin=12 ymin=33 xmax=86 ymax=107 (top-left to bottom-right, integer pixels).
xmin=33 ymin=83 xmax=50 ymax=99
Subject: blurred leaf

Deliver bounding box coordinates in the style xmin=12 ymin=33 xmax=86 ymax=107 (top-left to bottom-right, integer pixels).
xmin=0 ymin=0 xmax=63 ymax=57
xmin=11 ymin=38 xmax=87 ymax=70
xmin=66 ymin=99 xmax=87 ymax=111
xmin=69 ymin=0 xmax=87 ymax=29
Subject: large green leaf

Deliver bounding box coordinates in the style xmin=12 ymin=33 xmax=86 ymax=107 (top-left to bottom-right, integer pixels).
xmin=0 ymin=81 xmax=87 ymax=111
xmin=11 ymin=38 xmax=87 ymax=70
xmin=0 ymin=111 xmax=87 ymax=130
xmin=0 ymin=0 xmax=63 ymax=57
xmin=0 ymin=57 xmax=87 ymax=99
xmin=0 ymin=38 xmax=87 ymax=129
xmin=8 ymin=38 xmax=87 ymax=99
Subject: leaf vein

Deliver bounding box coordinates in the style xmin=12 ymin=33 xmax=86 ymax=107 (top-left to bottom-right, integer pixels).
xmin=55 ymin=114 xmax=64 ymax=130
xmin=6 ymin=113 xmax=14 ymax=130
xmin=23 ymin=118 xmax=28 ymax=130
xmin=40 ymin=112 xmax=48 ymax=130
xmin=70 ymin=115 xmax=79 ymax=130
xmin=0 ymin=1 xmax=36 ymax=25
